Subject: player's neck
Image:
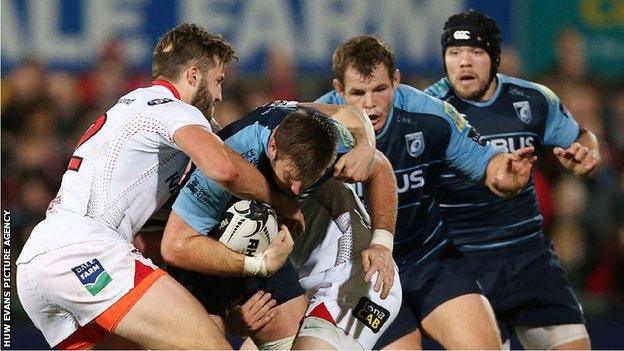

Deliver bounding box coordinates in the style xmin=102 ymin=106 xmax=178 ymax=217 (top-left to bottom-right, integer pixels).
xmin=478 ymin=75 xmax=498 ymax=102
xmin=154 ymin=76 xmax=193 ymax=104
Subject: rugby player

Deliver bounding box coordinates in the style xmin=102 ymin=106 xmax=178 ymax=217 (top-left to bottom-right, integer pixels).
xmin=424 ymin=11 xmax=598 ymax=349
xmin=162 ymin=101 xmax=400 ymax=350
xmin=316 ymin=35 xmax=537 ymax=349
xmin=15 ymin=23 xmax=302 ymax=349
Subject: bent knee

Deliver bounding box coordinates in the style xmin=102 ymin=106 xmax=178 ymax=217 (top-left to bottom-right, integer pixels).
xmin=515 ymin=324 xmax=589 ymax=350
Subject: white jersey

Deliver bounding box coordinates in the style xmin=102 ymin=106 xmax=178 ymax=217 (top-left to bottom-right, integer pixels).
xmin=293 ymin=179 xmax=401 ymax=349
xmin=18 ymin=81 xmax=210 ymax=263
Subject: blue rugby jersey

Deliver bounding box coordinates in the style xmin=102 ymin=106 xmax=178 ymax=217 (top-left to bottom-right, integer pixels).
xmin=316 ymin=85 xmax=501 ymax=268
xmin=172 ymin=101 xmax=354 ymax=235
xmin=425 ymin=74 xmax=580 ymax=250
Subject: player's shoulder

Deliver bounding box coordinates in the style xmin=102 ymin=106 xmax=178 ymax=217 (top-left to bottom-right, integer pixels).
xmin=423 ymin=78 xmax=454 ymax=100
xmin=315 ymin=90 xmax=346 ymax=105
xmin=122 ymin=85 xmax=205 ymax=119
xmin=394 ymin=84 xmax=460 ymax=125
xmin=499 ymin=74 xmax=559 ymax=104
xmin=218 ymin=101 xmax=299 ymax=139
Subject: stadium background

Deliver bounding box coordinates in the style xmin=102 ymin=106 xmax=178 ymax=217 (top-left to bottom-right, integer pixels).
xmin=1 ymin=0 xmax=622 ymax=349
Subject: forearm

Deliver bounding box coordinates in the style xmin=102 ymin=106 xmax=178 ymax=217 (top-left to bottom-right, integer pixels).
xmin=299 ymin=103 xmax=375 ymax=147
xmin=175 ymin=125 xmax=274 ymax=205
xmin=162 ymin=211 xmax=245 ymax=276
xmin=362 ymin=152 xmax=397 ymax=233
xmin=484 ymin=153 xmax=520 ymax=198
xmin=573 ymin=129 xmax=601 ymax=176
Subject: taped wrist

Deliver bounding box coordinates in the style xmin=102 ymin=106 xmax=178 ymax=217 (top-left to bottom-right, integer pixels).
xmin=243 ymin=253 xmax=268 ymax=277
xmin=371 ymin=229 xmax=394 ymax=252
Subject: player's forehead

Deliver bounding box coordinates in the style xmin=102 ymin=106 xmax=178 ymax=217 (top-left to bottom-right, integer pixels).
xmin=445 ymin=45 xmax=485 ymax=52
xmin=343 ymin=63 xmax=391 ymax=89
xmin=205 ymin=60 xmax=225 ymax=76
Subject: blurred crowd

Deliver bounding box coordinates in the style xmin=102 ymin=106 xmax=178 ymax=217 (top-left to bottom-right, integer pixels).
xmin=2 ymin=29 xmax=623 ymax=322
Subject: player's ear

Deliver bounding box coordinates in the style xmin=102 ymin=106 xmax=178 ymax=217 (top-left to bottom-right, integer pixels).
xmin=267 ymin=134 xmax=278 ymax=161
xmin=392 ymin=69 xmax=401 ymax=87
xmin=333 ymin=79 xmax=345 ymax=96
xmin=186 ymin=66 xmax=200 ymax=88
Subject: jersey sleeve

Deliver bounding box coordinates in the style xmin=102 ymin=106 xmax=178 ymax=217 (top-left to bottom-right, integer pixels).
xmin=172 ymin=170 xmax=233 ymax=235
xmin=536 ymin=84 xmax=581 ymax=148
xmin=423 ymin=78 xmax=453 ymax=100
xmin=439 ymin=101 xmax=503 ymax=181
xmin=314 ymin=90 xmax=347 ymax=105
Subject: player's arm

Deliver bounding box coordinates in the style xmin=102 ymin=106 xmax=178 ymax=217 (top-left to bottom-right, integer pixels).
xmin=299 ymin=103 xmax=376 ymax=182
xmin=174 ymin=125 xmax=304 ymax=233
xmin=360 ymin=151 xmax=397 ymax=299
xmin=161 ymin=210 xmax=293 ymax=277
xmin=553 ymin=129 xmax=601 ymax=177
xmin=538 ymin=84 xmax=601 ymax=176
xmin=484 ymin=147 xmax=537 ymax=197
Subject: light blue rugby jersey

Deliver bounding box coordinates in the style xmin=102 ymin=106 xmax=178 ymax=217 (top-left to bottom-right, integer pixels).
xmin=425 ymin=74 xmax=580 ymax=250
xmin=316 ymin=84 xmax=502 ymax=268
xmin=172 ymin=101 xmax=354 ymax=236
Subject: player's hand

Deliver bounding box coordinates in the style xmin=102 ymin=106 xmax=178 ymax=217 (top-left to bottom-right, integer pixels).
xmin=490 ymin=147 xmax=537 ymax=196
xmin=263 ymin=224 xmax=294 ymax=276
xmin=362 ymin=244 xmax=395 ymax=299
xmin=334 ymin=143 xmax=376 ymax=183
xmin=225 ymin=290 xmax=278 ymax=336
xmin=553 ymin=142 xmax=599 ymax=176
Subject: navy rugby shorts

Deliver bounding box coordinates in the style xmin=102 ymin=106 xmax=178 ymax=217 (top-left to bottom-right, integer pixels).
xmin=374 ymin=244 xmax=482 ymax=348
xmin=460 ymin=234 xmax=585 ymax=341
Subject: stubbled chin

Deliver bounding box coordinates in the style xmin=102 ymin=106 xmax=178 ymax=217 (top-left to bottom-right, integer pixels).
xmin=372 ymin=119 xmax=385 ymax=133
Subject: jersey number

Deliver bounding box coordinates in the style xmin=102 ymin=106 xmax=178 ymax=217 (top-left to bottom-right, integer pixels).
xmin=68 ymin=114 xmax=107 ymax=171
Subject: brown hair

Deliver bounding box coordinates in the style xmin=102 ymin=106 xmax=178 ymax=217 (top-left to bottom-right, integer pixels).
xmin=152 ymin=23 xmax=237 ymax=80
xmin=274 ymin=110 xmax=338 ymax=186
xmin=332 ymin=35 xmax=396 ymax=84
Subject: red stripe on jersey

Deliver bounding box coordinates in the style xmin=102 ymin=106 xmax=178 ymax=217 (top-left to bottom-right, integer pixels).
xmin=152 ymin=79 xmax=181 ymax=99
xmin=308 ymin=302 xmax=336 ymax=325
xmin=67 ymin=156 xmax=83 ymax=171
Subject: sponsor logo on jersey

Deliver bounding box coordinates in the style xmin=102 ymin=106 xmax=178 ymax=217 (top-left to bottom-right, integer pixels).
xmin=490 ymin=135 xmax=535 ymax=153
xmin=453 ymin=30 xmax=471 ymax=40
xmin=443 ymin=102 xmax=466 ymax=132
xmin=355 ymin=169 xmax=425 ymax=197
xmin=468 ymin=127 xmax=487 ymax=146
xmin=405 ymin=132 xmax=425 ymax=158
xmin=396 ymin=169 xmax=425 ymax=193
xmin=147 ymin=98 xmax=174 ymax=106
xmin=353 ymin=297 xmax=390 ymax=333
xmin=513 ymin=101 xmax=532 ymax=124
xmin=71 ymin=259 xmax=112 ymax=296
xmin=508 ymin=87 xmax=528 ymax=98
xmin=118 ymin=98 xmax=135 ymax=105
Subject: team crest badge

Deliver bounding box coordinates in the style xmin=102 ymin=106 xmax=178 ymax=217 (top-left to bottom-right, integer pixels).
xmin=513 ymin=101 xmax=532 ymax=124
xmin=405 ymin=132 xmax=425 ymax=158
xmin=72 ymin=259 xmax=112 ymax=296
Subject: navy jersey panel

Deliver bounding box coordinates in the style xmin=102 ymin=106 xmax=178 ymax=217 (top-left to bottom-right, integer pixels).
xmin=425 ymin=75 xmax=581 ymax=248
xmin=317 ymin=85 xmax=501 ymax=266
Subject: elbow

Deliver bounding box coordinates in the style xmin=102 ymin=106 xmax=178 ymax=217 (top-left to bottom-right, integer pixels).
xmin=160 ymin=236 xmax=185 ymax=267
xmin=211 ymin=158 xmax=241 ymax=184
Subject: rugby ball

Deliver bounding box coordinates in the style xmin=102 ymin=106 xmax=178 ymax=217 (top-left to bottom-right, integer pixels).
xmin=216 ymin=200 xmax=279 ymax=257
